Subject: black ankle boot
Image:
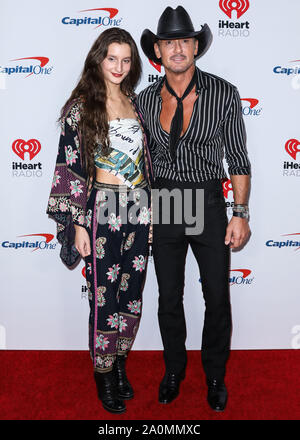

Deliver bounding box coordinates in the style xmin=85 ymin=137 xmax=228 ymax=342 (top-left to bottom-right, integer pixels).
xmin=94 ymin=370 xmax=126 ymax=414
xmin=207 ymin=378 xmax=228 ymax=412
xmin=114 ymin=355 xmax=134 ymax=400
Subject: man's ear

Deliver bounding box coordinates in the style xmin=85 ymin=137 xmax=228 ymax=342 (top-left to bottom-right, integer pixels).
xmin=154 ymin=42 xmax=161 ymax=60
xmin=194 ymin=38 xmax=199 ymax=56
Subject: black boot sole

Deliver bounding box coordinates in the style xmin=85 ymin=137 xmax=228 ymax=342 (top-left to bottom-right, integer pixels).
xmin=158 ymin=393 xmax=179 ymax=404
xmin=118 ymin=392 xmax=134 ymax=400
xmin=102 ymin=402 xmax=126 ymax=414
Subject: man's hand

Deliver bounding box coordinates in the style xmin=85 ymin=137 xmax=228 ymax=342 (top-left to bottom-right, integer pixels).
xmin=225 ymin=216 xmax=250 ymax=249
xmin=74 ymin=225 xmax=91 ymax=257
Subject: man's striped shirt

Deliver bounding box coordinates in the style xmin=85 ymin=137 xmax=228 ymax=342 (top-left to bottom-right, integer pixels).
xmin=136 ymin=67 xmax=251 ymax=182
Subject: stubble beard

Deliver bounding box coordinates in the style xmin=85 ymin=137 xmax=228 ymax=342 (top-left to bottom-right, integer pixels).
xmin=164 ymin=57 xmax=195 ymax=75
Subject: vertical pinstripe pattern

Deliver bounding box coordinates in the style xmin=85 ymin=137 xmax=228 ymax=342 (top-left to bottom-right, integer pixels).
xmin=136 ymin=67 xmax=251 ymax=182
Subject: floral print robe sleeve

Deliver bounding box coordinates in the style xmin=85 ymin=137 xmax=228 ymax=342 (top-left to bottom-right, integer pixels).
xmin=46 ymin=100 xmax=88 ymax=267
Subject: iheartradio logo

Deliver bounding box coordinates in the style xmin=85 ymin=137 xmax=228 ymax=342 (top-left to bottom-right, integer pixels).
xmin=218 ymin=0 xmax=250 ymax=38
xmin=285 ymin=139 xmax=300 ymax=160
xmin=222 ymin=179 xmax=238 ymax=213
xmin=222 ymin=178 xmax=233 ymax=199
xmin=81 ymin=264 xmax=93 ymax=297
xmin=11 ymin=138 xmax=43 ymax=178
xmin=148 ymin=59 xmax=163 ymax=84
xmin=283 ymin=138 xmax=300 ymax=177
xmin=149 ymin=59 xmax=161 ymax=73
xmin=219 ymin=0 xmax=250 ymax=19
xmin=12 ymin=139 xmax=41 ymax=160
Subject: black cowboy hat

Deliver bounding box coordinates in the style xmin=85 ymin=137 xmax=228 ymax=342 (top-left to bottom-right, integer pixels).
xmin=141 ymin=5 xmax=213 ymax=65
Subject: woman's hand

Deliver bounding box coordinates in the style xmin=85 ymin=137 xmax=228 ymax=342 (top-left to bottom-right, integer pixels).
xmin=74 ymin=225 xmax=91 ymax=258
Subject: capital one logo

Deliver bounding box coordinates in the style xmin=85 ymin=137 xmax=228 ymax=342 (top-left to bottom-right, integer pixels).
xmin=62 ymin=7 xmax=122 ymax=28
xmin=80 ymin=7 xmax=118 ymax=17
xmin=273 ymin=60 xmax=300 ymax=77
xmin=200 ymin=267 xmax=254 ymax=286
xmin=282 ymin=233 xmax=300 ymax=251
xmin=79 ymin=7 xmax=118 ymax=28
xmin=0 ymin=57 xmax=52 ymax=78
xmin=12 ymin=139 xmax=41 ymax=160
xmin=285 ymin=139 xmax=300 ymax=160
xmin=18 ymin=233 xmax=55 ymax=252
xmin=2 ymin=233 xmax=56 ymax=251
xmin=219 ymin=0 xmax=250 ymax=19
xmin=266 ymin=233 xmax=300 ymax=251
xmin=241 ymin=98 xmax=258 ymax=108
xmin=229 ymin=268 xmax=254 ymax=286
xmin=241 ymin=98 xmax=262 ymax=116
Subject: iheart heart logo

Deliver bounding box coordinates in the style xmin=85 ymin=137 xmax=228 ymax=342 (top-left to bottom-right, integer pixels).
xmin=12 ymin=139 xmax=41 ymax=160
xmin=222 ymin=178 xmax=233 ymax=198
xmin=285 ymin=139 xmax=300 ymax=160
xmin=149 ymin=59 xmax=161 ymax=73
xmin=219 ymin=0 xmax=250 ymax=19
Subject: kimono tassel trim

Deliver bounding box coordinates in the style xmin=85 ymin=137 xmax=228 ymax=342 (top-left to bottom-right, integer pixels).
xmin=92 ymin=196 xmax=98 ymax=369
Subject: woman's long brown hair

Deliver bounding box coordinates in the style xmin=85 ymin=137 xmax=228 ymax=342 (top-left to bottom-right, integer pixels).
xmin=60 ymin=27 xmax=142 ymax=186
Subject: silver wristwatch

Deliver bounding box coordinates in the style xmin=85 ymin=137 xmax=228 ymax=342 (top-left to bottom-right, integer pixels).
xmin=232 ymin=204 xmax=249 ymax=220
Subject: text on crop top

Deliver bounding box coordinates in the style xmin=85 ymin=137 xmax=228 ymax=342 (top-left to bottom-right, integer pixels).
xmin=94 ymin=118 xmax=146 ymax=188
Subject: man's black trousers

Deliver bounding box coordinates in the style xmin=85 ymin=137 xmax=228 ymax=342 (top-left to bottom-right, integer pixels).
xmin=152 ymin=177 xmax=231 ymax=381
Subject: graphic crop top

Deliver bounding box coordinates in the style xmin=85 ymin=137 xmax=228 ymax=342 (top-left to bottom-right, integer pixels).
xmin=94 ymin=118 xmax=146 ymax=188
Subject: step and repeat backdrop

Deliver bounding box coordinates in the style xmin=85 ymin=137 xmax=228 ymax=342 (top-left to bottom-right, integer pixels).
xmin=1 ymin=0 xmax=299 ymax=351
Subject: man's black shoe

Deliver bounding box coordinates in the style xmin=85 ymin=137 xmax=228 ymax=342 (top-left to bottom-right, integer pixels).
xmin=158 ymin=371 xmax=185 ymax=404
xmin=207 ymin=378 xmax=228 ymax=412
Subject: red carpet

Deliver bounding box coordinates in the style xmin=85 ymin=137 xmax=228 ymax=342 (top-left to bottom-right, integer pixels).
xmin=0 ymin=350 xmax=299 ymax=420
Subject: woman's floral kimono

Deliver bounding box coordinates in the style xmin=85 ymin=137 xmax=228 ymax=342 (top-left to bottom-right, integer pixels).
xmin=46 ymin=97 xmax=153 ymax=371
xmin=46 ymin=97 xmax=153 ymax=267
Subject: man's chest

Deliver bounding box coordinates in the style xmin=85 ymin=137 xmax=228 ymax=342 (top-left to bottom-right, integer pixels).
xmin=150 ymin=91 xmax=225 ymax=145
xmin=159 ymin=91 xmax=199 ymax=136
